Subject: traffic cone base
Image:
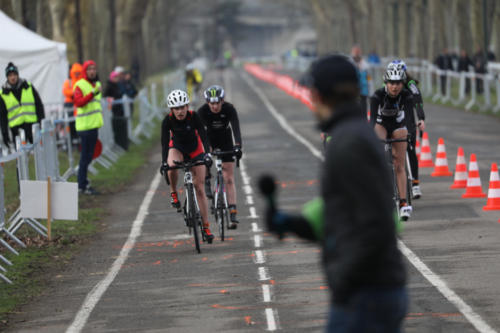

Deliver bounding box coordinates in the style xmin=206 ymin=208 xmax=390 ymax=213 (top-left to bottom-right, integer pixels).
xmin=483 ymin=163 xmax=500 ymax=210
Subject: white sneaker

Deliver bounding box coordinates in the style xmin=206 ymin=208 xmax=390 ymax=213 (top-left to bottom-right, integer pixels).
xmin=399 ymin=204 xmax=412 ymax=221
xmin=412 ymin=185 xmax=422 ymax=199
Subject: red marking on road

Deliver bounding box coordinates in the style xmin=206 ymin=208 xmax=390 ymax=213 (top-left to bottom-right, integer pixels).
xmin=189 ymin=283 xmax=240 ymax=287
xmin=270 ymin=280 xmax=276 ymax=285
xmin=223 ymin=254 xmax=234 ymax=260
xmin=202 ymin=257 xmax=208 ymax=261
xmin=170 ymin=259 xmax=178 ymax=263
xmin=244 ymin=316 xmax=253 ymax=325
xmin=277 ymin=179 xmax=317 ymax=188
xmin=406 ymin=312 xmax=462 ymax=319
xmin=219 ymin=289 xmax=229 ymax=294
xmin=153 ymin=260 xmax=161 ymax=265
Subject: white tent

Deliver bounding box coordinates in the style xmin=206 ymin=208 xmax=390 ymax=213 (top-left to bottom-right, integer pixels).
xmin=0 ymin=10 xmax=68 ymax=105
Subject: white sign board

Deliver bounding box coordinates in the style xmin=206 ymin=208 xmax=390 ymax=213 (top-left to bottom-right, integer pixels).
xmin=20 ymin=180 xmax=78 ymax=220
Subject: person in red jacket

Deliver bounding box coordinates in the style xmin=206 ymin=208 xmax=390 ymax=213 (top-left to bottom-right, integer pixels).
xmin=73 ymin=60 xmax=103 ymax=195
xmin=62 ymin=63 xmax=82 ymax=143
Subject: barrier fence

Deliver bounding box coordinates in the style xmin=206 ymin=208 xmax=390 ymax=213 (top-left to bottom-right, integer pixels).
xmin=282 ymin=56 xmax=500 ymax=114
xmin=0 ymin=69 xmax=184 ymax=284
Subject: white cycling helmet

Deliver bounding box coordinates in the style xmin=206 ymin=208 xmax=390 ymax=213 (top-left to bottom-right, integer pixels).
xmin=387 ymin=59 xmax=407 ymax=72
xmin=383 ymin=61 xmax=406 ymax=82
xmin=167 ymin=89 xmax=190 ymax=108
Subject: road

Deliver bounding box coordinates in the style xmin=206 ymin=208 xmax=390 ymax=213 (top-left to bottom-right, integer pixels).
xmin=5 ymin=68 xmax=500 ymax=332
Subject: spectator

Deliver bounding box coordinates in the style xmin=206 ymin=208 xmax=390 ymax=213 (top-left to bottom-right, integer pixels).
xmin=351 ymin=45 xmax=370 ymax=118
xmin=434 ymin=48 xmax=453 ymax=95
xmin=104 ymin=71 xmax=124 ymax=117
xmin=367 ymin=50 xmax=381 ymax=65
xmin=104 ymin=70 xmax=129 ymax=150
xmin=458 ymin=50 xmax=473 ymax=94
xmin=73 ymin=60 xmax=103 ymax=195
xmin=0 ymin=62 xmax=45 ymax=145
xmin=185 ymin=63 xmax=203 ymax=101
xmin=473 ymin=47 xmax=487 ymax=94
xmin=62 ymin=62 xmax=82 ymax=143
xmin=122 ymin=70 xmax=138 ymax=117
xmin=262 ymin=55 xmax=407 ymax=332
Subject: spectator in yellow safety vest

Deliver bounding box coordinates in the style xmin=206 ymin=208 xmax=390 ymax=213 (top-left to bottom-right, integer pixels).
xmin=0 ymin=62 xmax=45 ymax=146
xmin=73 ymin=60 xmax=103 ymax=195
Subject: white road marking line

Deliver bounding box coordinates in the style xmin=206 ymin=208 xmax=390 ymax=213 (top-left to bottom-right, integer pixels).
xmin=254 ymin=235 xmax=262 ymax=248
xmin=265 ymin=308 xmax=277 ymax=331
xmin=246 ymin=195 xmax=254 ymax=205
xmin=252 ymin=222 xmax=261 ymax=232
xmin=66 ymin=173 xmax=162 ymax=333
xmin=241 ymin=72 xmax=324 ymax=162
xmin=249 ymin=206 xmax=259 ymax=218
xmin=398 ymin=241 xmax=496 ymax=333
xmin=258 ymin=267 xmax=270 ymax=281
xmin=243 ymin=70 xmax=496 ymax=333
xmin=254 ymin=250 xmax=266 ymax=264
xmin=262 ymin=284 xmax=272 ymax=302
xmin=244 ymin=184 xmax=253 ymax=195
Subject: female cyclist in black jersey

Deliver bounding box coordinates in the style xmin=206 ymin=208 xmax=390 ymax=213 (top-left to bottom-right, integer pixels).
xmin=388 ymin=60 xmax=426 ymax=199
xmin=160 ymin=89 xmax=214 ymax=241
xmin=370 ymin=67 xmax=413 ymax=219
xmin=198 ymin=85 xmax=242 ymax=229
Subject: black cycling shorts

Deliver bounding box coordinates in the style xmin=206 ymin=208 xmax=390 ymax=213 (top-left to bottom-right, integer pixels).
xmin=210 ymin=134 xmax=235 ymax=163
xmin=376 ymin=117 xmax=406 ymax=136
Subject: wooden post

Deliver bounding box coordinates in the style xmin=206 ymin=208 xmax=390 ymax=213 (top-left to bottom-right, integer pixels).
xmin=47 ymin=176 xmax=51 ymax=241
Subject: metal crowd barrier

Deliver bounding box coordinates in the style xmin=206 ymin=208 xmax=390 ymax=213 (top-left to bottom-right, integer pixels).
xmin=0 ymin=70 xmax=185 ymax=283
xmin=282 ymin=56 xmax=500 ymax=114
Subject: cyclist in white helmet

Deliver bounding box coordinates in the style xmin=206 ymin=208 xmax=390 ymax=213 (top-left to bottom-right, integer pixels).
xmin=160 ymin=89 xmax=214 ymax=242
xmin=370 ymin=65 xmax=414 ymax=220
xmin=388 ymin=60 xmax=426 ymax=199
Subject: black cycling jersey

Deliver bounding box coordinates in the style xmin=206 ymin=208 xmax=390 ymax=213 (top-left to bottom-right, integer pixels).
xmin=197 ymin=102 xmax=242 ymax=147
xmin=161 ymin=111 xmax=209 ymax=163
xmin=405 ymin=75 xmax=425 ymax=128
xmin=370 ymin=87 xmax=414 ymax=134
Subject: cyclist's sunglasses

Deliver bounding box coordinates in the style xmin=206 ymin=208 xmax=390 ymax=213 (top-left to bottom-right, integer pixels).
xmin=386 ymin=80 xmax=403 ymax=85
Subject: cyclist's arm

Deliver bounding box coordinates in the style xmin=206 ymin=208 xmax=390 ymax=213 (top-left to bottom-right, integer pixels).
xmin=161 ymin=116 xmax=171 ymax=163
xmin=193 ymin=112 xmax=210 ymax=153
xmin=407 ymin=80 xmax=425 ymax=121
xmin=369 ymin=94 xmax=380 ymax=127
xmin=228 ymin=104 xmax=242 ymax=146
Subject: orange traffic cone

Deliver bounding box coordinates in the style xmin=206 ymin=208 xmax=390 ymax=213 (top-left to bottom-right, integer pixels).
xmin=450 ymin=147 xmax=467 ymax=189
xmin=431 ymin=138 xmax=453 ymax=176
xmin=462 ymin=154 xmax=486 ymax=198
xmin=416 ymin=137 xmax=421 ymax=161
xmin=483 ymin=163 xmax=500 ymax=210
xmin=418 ymin=132 xmax=434 ymax=167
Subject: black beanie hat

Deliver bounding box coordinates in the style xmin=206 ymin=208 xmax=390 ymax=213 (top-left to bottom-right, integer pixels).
xmin=5 ymin=62 xmax=18 ymax=76
xmin=301 ymin=54 xmax=359 ymax=98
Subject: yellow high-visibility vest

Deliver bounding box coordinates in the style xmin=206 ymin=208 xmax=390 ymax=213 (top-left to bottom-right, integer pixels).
xmin=0 ymin=82 xmax=37 ymax=128
xmin=74 ymin=79 xmax=103 ymax=131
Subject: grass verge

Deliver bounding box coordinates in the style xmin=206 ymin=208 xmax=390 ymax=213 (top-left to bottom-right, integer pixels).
xmin=0 ymin=122 xmax=161 ymax=326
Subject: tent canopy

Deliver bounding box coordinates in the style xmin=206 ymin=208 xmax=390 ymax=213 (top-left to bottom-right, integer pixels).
xmin=0 ymin=10 xmax=68 ymax=105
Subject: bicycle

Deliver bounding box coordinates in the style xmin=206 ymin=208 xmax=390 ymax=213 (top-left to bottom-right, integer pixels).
xmin=206 ymin=149 xmax=240 ymax=241
xmin=169 ymin=159 xmax=211 ymax=253
xmin=382 ymin=137 xmax=413 ymax=221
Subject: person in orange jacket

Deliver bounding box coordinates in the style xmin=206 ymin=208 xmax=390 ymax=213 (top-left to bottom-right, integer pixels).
xmin=62 ymin=63 xmax=82 ymax=143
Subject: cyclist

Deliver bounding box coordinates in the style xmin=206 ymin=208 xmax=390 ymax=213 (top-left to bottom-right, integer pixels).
xmin=185 ymin=64 xmax=203 ymax=100
xmin=388 ymin=60 xmax=426 ymax=199
xmin=198 ymin=85 xmax=242 ymax=229
xmin=160 ymin=89 xmax=214 ymax=242
xmin=370 ymin=65 xmax=414 ymax=219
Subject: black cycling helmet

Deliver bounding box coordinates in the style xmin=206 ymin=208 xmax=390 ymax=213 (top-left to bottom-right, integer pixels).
xmin=204 ymin=85 xmax=225 ymax=103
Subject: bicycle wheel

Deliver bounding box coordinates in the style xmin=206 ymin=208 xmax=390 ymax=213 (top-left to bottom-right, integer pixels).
xmin=216 ymin=206 xmax=225 ymax=241
xmin=187 ymin=185 xmax=201 ymax=253
xmin=216 ymin=174 xmax=225 ymax=241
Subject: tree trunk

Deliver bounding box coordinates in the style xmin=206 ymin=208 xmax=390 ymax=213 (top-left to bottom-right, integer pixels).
xmin=456 ymin=0 xmax=472 ymax=54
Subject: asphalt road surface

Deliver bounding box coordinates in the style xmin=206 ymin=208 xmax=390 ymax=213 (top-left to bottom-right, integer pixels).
xmin=6 ymin=68 xmax=500 ymax=333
